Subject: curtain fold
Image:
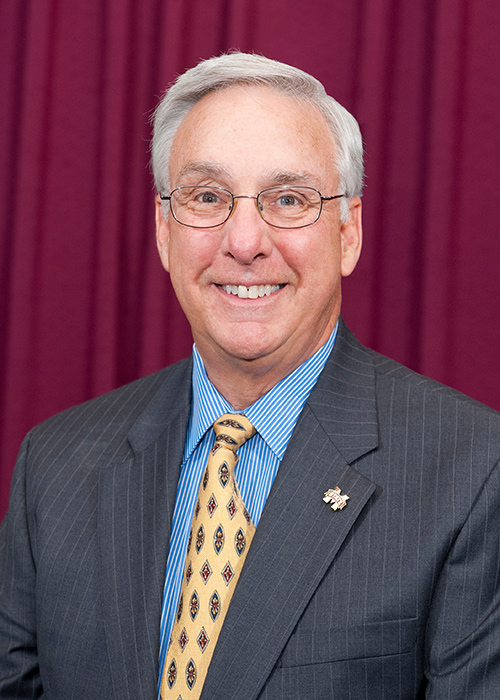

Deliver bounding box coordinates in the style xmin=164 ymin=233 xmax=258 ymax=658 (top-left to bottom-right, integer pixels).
xmin=2 ymin=0 xmax=500 ymax=517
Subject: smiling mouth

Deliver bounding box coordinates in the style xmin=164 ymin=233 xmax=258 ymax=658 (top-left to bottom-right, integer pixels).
xmin=219 ymin=284 xmax=284 ymax=299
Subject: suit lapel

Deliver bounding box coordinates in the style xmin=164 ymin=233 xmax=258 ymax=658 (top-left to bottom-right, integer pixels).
xmin=98 ymin=360 xmax=192 ymax=700
xmin=202 ymin=321 xmax=380 ymax=700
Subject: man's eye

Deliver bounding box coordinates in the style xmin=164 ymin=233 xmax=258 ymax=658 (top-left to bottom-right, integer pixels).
xmin=278 ymin=195 xmax=299 ymax=206
xmin=196 ymin=191 xmax=219 ymax=204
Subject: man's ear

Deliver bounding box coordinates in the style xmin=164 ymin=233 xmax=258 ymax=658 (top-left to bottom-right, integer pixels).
xmin=155 ymin=195 xmax=171 ymax=273
xmin=340 ymin=196 xmax=363 ymax=277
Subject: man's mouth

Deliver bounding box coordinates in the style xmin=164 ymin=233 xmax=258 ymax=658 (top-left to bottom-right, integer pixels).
xmin=219 ymin=284 xmax=284 ymax=299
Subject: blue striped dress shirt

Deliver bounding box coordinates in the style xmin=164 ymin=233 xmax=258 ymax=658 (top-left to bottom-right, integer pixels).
xmin=157 ymin=322 xmax=338 ymax=695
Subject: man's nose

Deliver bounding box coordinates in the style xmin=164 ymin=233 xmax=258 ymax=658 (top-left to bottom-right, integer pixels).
xmin=221 ymin=196 xmax=273 ymax=263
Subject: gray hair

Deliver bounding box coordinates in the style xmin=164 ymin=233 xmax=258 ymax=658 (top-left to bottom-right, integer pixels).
xmin=151 ymin=52 xmax=364 ymax=221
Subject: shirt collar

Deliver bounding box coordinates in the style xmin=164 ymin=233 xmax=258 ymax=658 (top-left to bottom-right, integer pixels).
xmin=184 ymin=321 xmax=338 ymax=461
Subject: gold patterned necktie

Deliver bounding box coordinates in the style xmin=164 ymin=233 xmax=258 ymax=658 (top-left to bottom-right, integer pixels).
xmin=160 ymin=413 xmax=257 ymax=699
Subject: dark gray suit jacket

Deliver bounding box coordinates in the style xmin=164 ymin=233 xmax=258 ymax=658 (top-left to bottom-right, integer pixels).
xmin=1 ymin=321 xmax=500 ymax=699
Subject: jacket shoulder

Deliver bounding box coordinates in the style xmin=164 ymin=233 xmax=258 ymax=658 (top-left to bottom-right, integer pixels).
xmin=367 ymin=344 xmax=499 ymax=415
xmin=338 ymin=321 xmax=499 ymax=416
xmin=26 ymin=357 xmax=192 ymax=454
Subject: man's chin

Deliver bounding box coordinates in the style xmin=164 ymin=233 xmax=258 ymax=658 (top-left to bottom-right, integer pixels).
xmin=224 ymin=343 xmax=278 ymax=364
xmin=206 ymin=333 xmax=284 ymax=366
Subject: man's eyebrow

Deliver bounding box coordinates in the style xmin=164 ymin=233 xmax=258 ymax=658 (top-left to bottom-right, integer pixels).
xmin=175 ymin=165 xmax=320 ymax=188
xmin=176 ymin=162 xmax=230 ymax=182
xmin=268 ymin=170 xmax=318 ymax=186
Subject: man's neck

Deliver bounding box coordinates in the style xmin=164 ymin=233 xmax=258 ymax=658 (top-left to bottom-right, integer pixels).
xmin=195 ymin=326 xmax=338 ymax=410
xmin=203 ymin=359 xmax=295 ymax=409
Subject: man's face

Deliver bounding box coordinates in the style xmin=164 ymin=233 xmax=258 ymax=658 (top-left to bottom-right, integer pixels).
xmin=156 ymin=85 xmax=362 ymax=380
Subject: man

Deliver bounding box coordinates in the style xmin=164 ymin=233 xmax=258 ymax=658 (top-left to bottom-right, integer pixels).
xmin=1 ymin=52 xmax=499 ymax=699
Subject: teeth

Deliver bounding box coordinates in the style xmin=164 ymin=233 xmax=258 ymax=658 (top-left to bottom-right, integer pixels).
xmin=221 ymin=284 xmax=282 ymax=299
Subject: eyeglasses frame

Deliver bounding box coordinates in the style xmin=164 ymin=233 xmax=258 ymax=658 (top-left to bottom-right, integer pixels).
xmin=159 ymin=185 xmax=346 ymax=230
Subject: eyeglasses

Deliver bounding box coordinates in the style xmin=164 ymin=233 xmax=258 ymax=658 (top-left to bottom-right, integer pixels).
xmin=159 ymin=186 xmax=345 ymax=229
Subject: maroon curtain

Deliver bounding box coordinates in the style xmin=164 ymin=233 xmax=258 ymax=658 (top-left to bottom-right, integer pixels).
xmin=2 ymin=0 xmax=500 ymax=519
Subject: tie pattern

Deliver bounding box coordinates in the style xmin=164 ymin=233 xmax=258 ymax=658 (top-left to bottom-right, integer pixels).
xmin=160 ymin=414 xmax=256 ymax=699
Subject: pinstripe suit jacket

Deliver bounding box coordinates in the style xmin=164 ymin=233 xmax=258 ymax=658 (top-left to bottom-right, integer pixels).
xmin=1 ymin=320 xmax=500 ymax=699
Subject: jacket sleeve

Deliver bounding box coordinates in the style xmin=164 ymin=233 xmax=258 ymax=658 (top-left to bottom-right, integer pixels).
xmin=424 ymin=459 xmax=500 ymax=698
xmin=0 ymin=434 xmax=43 ymax=699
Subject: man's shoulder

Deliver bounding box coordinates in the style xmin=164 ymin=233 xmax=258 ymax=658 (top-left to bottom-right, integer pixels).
xmin=330 ymin=320 xmax=500 ymax=420
xmin=368 ymin=344 xmax=499 ymax=416
xmin=318 ymin=322 xmax=500 ymax=489
xmin=7 ymin=359 xmax=192 ymax=530
xmin=27 ymin=356 xmax=193 ymax=449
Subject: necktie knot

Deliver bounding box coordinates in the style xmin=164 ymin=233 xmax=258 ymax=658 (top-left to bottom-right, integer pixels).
xmin=213 ymin=413 xmax=256 ymax=452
